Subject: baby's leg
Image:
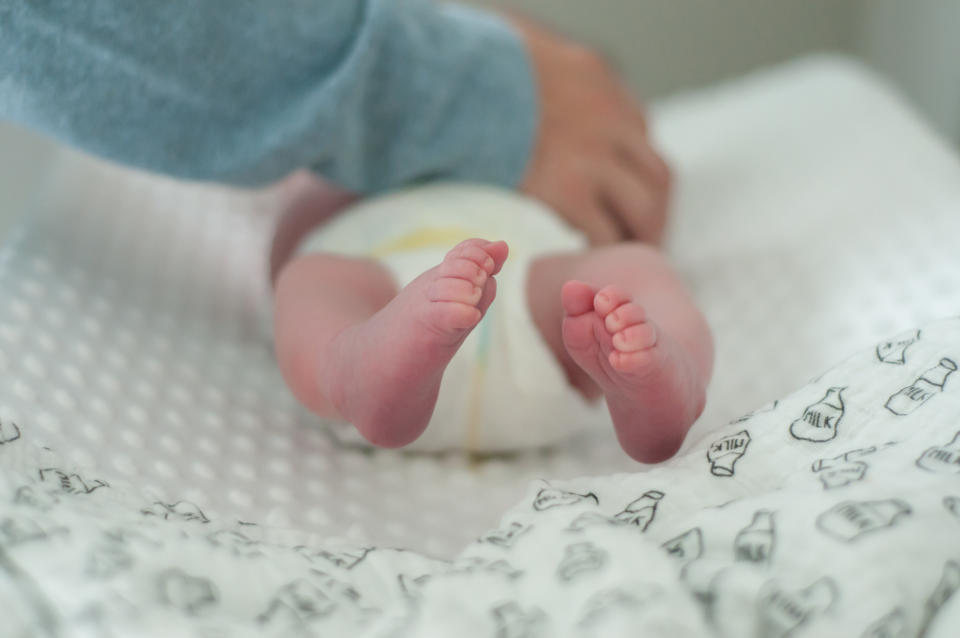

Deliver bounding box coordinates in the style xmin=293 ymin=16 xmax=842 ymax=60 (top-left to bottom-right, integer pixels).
xmin=528 ymin=243 xmax=713 ymax=463
xmin=274 ymin=239 xmax=508 ymax=447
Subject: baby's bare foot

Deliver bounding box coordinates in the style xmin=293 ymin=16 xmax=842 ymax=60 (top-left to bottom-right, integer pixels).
xmin=560 ymin=281 xmax=705 ymax=462
xmin=321 ymin=239 xmax=508 ymax=447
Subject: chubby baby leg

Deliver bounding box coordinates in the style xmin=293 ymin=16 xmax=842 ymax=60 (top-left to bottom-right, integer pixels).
xmin=273 ymin=239 xmax=508 ymax=447
xmin=528 ymin=243 xmax=713 ymax=463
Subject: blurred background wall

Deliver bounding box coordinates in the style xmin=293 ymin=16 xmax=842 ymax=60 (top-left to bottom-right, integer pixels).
xmin=857 ymin=0 xmax=960 ymax=143
xmin=467 ymin=0 xmax=960 ymax=145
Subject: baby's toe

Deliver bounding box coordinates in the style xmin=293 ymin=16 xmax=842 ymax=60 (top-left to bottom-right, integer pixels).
xmin=611 ymin=321 xmax=657 ymax=353
xmin=593 ymin=285 xmax=633 ymax=318
xmin=604 ymin=303 xmax=647 ymax=334
xmin=441 ymin=255 xmax=488 ymax=288
xmin=431 ymin=303 xmax=482 ymax=334
xmin=561 ymin=280 xmax=598 ymax=317
xmin=483 ymin=240 xmax=509 ymax=274
xmin=447 ymin=239 xmax=497 ymax=274
xmin=428 ymin=276 xmax=483 ymax=306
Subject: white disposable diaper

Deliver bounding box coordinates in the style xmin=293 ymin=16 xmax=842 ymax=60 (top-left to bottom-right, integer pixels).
xmin=293 ymin=184 xmax=607 ymax=452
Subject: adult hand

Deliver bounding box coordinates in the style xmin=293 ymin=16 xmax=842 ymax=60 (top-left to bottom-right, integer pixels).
xmin=509 ymin=16 xmax=672 ymax=245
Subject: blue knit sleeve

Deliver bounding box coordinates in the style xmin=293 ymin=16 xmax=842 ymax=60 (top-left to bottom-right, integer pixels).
xmin=0 ymin=1 xmax=537 ymax=192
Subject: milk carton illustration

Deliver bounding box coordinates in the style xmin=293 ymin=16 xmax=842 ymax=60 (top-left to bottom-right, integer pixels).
xmin=789 ymin=387 xmax=845 ymax=442
xmin=398 ymin=573 xmax=431 ymax=599
xmin=919 ymin=561 xmax=960 ymax=636
xmin=876 ymin=329 xmax=920 ymax=364
xmin=258 ymin=579 xmax=335 ymax=628
xmin=158 ymin=569 xmax=219 ymax=615
xmin=614 ymin=490 xmax=664 ymax=531
xmin=944 ymin=496 xmax=960 ymax=519
xmin=811 ymin=447 xmax=877 ymax=489
xmin=480 ymin=522 xmax=529 ymax=548
xmin=735 ymin=510 xmax=775 ymax=564
xmin=565 ymin=512 xmax=621 ymax=532
xmin=757 ymin=578 xmax=836 ymax=638
xmin=492 ymin=601 xmax=546 ymax=638
xmin=0 ymin=419 xmax=20 ymax=444
xmin=313 ymin=547 xmax=371 ymax=570
xmin=141 ymin=500 xmax=210 ymax=524
xmin=916 ymin=431 xmax=960 ymax=474
xmin=813 ymin=460 xmax=867 ymax=489
xmin=662 ymin=528 xmax=703 ymax=563
xmin=38 ymin=468 xmax=108 ymax=495
xmin=886 ymin=358 xmax=956 ymax=415
xmin=731 ymin=400 xmax=778 ymax=424
xmin=707 ymin=430 xmax=751 ymax=476
xmin=816 ymin=499 xmax=911 ymax=542
xmin=861 ymin=608 xmax=906 ymax=638
xmin=557 ymin=542 xmax=607 ymax=582
xmin=532 ymin=488 xmax=598 ymax=511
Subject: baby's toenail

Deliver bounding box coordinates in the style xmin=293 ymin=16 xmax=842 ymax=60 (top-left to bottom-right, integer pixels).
xmin=596 ymin=294 xmax=609 ymax=307
xmin=484 ymin=257 xmax=494 ymax=271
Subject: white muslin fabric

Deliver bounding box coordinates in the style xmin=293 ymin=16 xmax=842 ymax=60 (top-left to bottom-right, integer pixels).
xmin=3 ymin=317 xmax=960 ymax=637
xmin=293 ymin=184 xmax=606 ymax=452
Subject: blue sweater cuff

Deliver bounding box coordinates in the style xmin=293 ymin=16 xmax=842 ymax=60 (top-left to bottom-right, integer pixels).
xmin=0 ymin=1 xmax=538 ymax=192
xmin=420 ymin=4 xmax=538 ymax=190
xmin=310 ymin=2 xmax=539 ymax=193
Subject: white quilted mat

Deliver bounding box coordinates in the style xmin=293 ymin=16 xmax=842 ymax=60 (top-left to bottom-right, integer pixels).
xmin=1 ymin=56 xmax=958 ymax=557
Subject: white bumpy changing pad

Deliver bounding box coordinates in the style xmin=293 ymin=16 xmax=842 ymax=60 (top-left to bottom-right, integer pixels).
xmin=1 ymin=56 xmax=960 ymax=636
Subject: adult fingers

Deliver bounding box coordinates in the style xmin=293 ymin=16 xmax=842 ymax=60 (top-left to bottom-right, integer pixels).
xmin=618 ymin=128 xmax=672 ymax=191
xmin=563 ymin=196 xmax=623 ymax=246
xmin=616 ymin=85 xmax=650 ymax=138
xmin=600 ymin=161 xmax=667 ymax=244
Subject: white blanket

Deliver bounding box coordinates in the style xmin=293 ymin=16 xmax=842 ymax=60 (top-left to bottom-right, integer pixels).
xmin=3 ymin=317 xmax=960 ymax=637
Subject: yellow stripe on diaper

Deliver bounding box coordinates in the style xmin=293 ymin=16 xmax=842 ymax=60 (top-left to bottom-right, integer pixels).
xmin=465 ymin=316 xmax=492 ymax=454
xmin=369 ymin=227 xmax=478 ymax=257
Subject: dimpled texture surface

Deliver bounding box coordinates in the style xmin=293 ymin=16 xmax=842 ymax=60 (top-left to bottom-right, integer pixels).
xmin=1 ymin=57 xmax=959 ymax=557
